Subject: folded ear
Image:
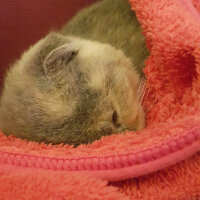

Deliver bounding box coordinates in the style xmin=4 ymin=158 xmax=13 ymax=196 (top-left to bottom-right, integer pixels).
xmin=43 ymin=43 xmax=78 ymax=79
xmin=33 ymin=32 xmax=68 ymax=68
xmin=43 ymin=43 xmax=79 ymax=80
xmin=30 ymin=32 xmax=79 ymax=83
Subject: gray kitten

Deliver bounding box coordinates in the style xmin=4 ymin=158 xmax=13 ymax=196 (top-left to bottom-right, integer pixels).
xmin=0 ymin=0 xmax=148 ymax=146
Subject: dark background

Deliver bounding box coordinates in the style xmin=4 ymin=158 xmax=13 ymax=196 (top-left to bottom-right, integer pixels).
xmin=0 ymin=0 xmax=98 ymax=91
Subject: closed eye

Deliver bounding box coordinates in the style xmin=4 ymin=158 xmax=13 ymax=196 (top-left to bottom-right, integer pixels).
xmin=112 ymin=111 xmax=120 ymax=127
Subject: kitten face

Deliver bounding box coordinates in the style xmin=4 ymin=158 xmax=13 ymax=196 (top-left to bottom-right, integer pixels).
xmin=0 ymin=33 xmax=145 ymax=146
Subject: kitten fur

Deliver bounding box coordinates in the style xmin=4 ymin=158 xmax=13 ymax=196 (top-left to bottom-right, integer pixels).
xmin=0 ymin=0 xmax=148 ymax=146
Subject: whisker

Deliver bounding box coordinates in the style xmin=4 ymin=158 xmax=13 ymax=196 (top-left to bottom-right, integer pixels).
xmin=137 ymin=77 xmax=147 ymax=105
xmin=145 ymin=105 xmax=153 ymax=112
xmin=137 ymin=77 xmax=145 ymax=103
xmin=137 ymin=77 xmax=145 ymax=94
xmin=142 ymin=86 xmax=150 ymax=106
xmin=137 ymin=77 xmax=159 ymax=115
xmin=143 ymin=97 xmax=158 ymax=113
xmin=140 ymin=82 xmax=146 ymax=104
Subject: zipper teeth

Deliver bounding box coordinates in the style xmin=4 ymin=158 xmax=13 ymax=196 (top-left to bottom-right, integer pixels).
xmin=0 ymin=127 xmax=199 ymax=171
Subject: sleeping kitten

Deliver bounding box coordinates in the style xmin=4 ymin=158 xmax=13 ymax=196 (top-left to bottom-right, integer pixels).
xmin=0 ymin=0 xmax=148 ymax=146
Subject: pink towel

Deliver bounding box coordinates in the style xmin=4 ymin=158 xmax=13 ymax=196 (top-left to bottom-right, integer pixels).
xmin=0 ymin=0 xmax=200 ymax=199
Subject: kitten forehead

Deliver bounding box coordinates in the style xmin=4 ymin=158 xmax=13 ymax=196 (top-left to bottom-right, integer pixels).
xmin=89 ymin=68 xmax=106 ymax=90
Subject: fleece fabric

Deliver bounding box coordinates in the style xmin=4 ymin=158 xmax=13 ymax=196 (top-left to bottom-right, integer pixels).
xmin=0 ymin=0 xmax=200 ymax=199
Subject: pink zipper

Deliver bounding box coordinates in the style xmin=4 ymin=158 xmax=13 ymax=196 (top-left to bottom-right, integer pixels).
xmin=0 ymin=126 xmax=199 ymax=172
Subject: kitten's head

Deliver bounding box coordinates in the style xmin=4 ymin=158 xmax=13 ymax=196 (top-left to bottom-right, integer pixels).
xmin=0 ymin=33 xmax=145 ymax=146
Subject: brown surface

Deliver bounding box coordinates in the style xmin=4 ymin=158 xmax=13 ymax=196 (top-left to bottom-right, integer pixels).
xmin=0 ymin=0 xmax=98 ymax=91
